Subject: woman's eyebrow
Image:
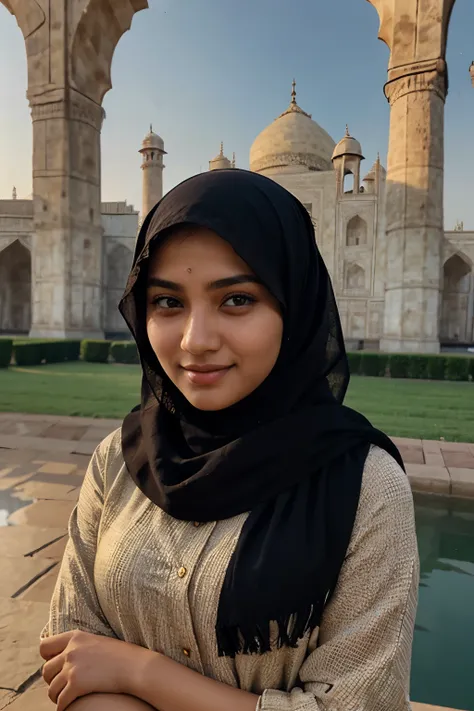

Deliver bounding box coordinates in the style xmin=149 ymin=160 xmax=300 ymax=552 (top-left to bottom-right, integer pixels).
xmin=147 ymin=274 xmax=261 ymax=291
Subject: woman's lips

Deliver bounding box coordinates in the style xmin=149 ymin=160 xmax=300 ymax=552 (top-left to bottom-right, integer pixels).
xmin=182 ymin=365 xmax=233 ymax=386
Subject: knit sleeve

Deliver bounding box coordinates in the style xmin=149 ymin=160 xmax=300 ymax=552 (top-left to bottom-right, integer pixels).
xmin=258 ymin=446 xmax=419 ymax=711
xmin=41 ymin=431 xmax=120 ymax=639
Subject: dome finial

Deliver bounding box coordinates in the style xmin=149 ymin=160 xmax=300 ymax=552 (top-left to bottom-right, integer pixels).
xmin=345 ymin=124 xmax=350 ymax=137
xmin=12 ymin=186 xmax=17 ymax=200
xmin=291 ymin=79 xmax=297 ymax=105
xmin=220 ymin=141 xmax=224 ymax=156
xmin=232 ymin=152 xmax=236 ymax=168
xmin=150 ymin=123 xmax=153 ymax=133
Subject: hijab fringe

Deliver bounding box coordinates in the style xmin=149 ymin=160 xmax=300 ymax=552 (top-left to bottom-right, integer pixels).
xmin=216 ymin=602 xmax=322 ymax=658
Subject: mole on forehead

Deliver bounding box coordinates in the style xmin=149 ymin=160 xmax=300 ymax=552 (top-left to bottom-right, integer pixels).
xmin=186 ymin=267 xmax=192 ymax=273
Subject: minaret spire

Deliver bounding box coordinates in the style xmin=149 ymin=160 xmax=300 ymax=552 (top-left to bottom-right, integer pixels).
xmin=291 ymin=79 xmax=297 ymax=105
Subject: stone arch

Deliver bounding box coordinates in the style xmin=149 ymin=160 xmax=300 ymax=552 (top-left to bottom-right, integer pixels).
xmin=0 ymin=239 xmax=31 ymax=333
xmin=71 ymin=0 xmax=148 ymax=105
xmin=346 ymin=215 xmax=367 ymax=247
xmin=106 ymin=243 xmax=133 ymax=333
xmin=345 ymin=263 xmax=365 ymax=291
xmin=440 ymin=254 xmax=473 ymax=343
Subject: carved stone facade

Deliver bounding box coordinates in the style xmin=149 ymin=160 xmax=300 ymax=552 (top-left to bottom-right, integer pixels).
xmin=0 ymin=201 xmax=138 ymax=337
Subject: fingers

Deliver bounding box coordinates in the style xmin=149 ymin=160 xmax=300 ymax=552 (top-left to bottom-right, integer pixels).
xmin=42 ymin=651 xmax=65 ymax=685
xmin=57 ymin=683 xmax=81 ymax=711
xmin=40 ymin=631 xmax=76 ymax=661
xmin=48 ymin=670 xmax=68 ymax=706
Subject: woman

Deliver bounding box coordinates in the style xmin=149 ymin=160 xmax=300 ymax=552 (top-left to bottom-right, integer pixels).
xmin=40 ymin=169 xmax=419 ymax=711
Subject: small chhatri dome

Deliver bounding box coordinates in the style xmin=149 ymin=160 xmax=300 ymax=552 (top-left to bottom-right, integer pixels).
xmin=141 ymin=124 xmax=165 ymax=152
xmin=332 ymin=125 xmax=364 ymax=161
xmin=209 ymin=142 xmax=232 ymax=171
xmin=363 ymin=154 xmax=380 ymax=182
xmin=250 ymin=80 xmax=336 ymax=175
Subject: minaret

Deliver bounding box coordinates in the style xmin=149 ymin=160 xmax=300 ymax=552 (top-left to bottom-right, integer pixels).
xmin=139 ymin=124 xmax=166 ymax=220
xmin=209 ymin=142 xmax=232 ymax=171
xmin=331 ymin=125 xmax=365 ymax=197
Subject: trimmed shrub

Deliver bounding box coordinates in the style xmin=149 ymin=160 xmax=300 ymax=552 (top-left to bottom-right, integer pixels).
xmin=388 ymin=354 xmax=412 ymax=379
xmin=12 ymin=339 xmax=81 ymax=365
xmin=110 ymin=341 xmax=139 ymax=365
xmin=80 ymin=339 xmax=111 ymax=363
xmin=14 ymin=342 xmax=43 ymax=366
xmin=0 ymin=339 xmax=13 ymax=368
xmin=405 ymin=355 xmax=430 ymax=380
xmin=426 ymin=355 xmax=447 ymax=381
xmin=445 ymin=356 xmax=470 ymax=382
xmin=359 ymin=352 xmax=387 ymax=377
xmin=347 ymin=352 xmax=361 ymax=375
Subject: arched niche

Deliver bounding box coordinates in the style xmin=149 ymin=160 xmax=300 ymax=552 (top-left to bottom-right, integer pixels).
xmin=346 ymin=215 xmax=368 ymax=247
xmin=0 ymin=239 xmax=31 ymax=333
xmin=440 ymin=253 xmax=473 ymax=343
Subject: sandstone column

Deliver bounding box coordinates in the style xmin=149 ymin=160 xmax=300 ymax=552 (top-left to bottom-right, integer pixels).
xmin=1 ymin=0 xmax=148 ymax=338
xmin=366 ymin=0 xmax=456 ymax=353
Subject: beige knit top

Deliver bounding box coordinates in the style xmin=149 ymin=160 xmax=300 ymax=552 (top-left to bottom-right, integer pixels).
xmin=43 ymin=427 xmax=419 ymax=711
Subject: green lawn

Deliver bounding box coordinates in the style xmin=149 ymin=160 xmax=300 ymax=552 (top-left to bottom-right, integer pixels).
xmin=0 ymin=362 xmax=473 ymax=442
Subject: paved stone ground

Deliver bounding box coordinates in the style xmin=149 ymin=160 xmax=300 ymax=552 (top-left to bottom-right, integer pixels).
xmin=0 ymin=412 xmax=471 ymax=711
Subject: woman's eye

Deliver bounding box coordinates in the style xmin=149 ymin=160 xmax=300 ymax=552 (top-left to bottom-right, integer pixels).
xmin=152 ymin=296 xmax=182 ymax=309
xmin=223 ymin=294 xmax=256 ymax=308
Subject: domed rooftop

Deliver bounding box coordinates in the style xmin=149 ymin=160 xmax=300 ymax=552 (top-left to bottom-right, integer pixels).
xmin=332 ymin=126 xmax=364 ymax=161
xmin=250 ymin=81 xmax=336 ymax=174
xmin=140 ymin=124 xmax=165 ymax=152
xmin=209 ymin=142 xmax=233 ymax=171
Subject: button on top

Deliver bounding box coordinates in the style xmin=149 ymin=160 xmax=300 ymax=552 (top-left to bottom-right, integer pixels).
xmin=193 ymin=521 xmax=201 ymax=528
xmin=177 ymin=566 xmax=187 ymax=578
xmin=182 ymin=648 xmax=190 ymax=657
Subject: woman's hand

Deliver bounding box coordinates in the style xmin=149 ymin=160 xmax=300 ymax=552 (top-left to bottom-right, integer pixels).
xmin=40 ymin=630 xmax=152 ymax=711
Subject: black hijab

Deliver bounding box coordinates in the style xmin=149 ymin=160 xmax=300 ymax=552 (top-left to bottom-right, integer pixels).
xmin=119 ymin=169 xmax=404 ymax=657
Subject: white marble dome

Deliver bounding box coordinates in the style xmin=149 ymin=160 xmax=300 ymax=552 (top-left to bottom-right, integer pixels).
xmin=209 ymin=142 xmax=232 ymax=171
xmin=141 ymin=125 xmax=164 ymax=152
xmin=250 ymin=82 xmax=336 ymax=175
xmin=332 ymin=127 xmax=364 ymax=161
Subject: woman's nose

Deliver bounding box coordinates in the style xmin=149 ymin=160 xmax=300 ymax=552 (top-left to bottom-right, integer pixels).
xmin=180 ymin=311 xmax=221 ymax=355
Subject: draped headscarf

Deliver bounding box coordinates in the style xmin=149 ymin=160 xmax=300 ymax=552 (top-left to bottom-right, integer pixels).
xmin=119 ymin=169 xmax=404 ymax=657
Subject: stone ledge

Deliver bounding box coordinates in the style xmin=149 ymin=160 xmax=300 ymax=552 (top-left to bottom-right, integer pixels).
xmin=407 ymin=464 xmax=451 ymax=495
xmin=449 ymin=467 xmax=474 ymax=498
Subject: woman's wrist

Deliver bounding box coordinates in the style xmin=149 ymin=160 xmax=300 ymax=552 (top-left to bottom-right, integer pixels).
xmin=127 ymin=646 xmax=164 ymax=700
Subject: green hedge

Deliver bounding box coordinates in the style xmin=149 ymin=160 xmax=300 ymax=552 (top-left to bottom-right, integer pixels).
xmin=445 ymin=356 xmax=470 ymax=382
xmin=347 ymin=352 xmax=361 ymax=375
xmin=110 ymin=341 xmax=139 ymax=364
xmin=360 ymin=352 xmax=387 ymax=377
xmin=0 ymin=339 xmax=13 ymax=368
xmin=426 ymin=356 xmax=447 ymax=381
xmin=344 ymin=351 xmax=474 ymax=382
xmin=80 ymin=339 xmax=111 ymax=363
xmin=13 ymin=339 xmax=81 ymax=366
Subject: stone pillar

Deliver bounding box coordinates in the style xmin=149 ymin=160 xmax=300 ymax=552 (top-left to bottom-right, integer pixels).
xmin=1 ymin=0 xmax=148 ymax=338
xmin=366 ymin=0 xmax=456 ymax=354
xmin=380 ymin=61 xmax=447 ymax=353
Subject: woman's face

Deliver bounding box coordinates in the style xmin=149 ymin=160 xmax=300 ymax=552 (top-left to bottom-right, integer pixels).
xmin=146 ymin=226 xmax=283 ymax=411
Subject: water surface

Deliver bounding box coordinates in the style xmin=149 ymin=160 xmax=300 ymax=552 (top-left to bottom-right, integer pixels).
xmin=412 ymin=494 xmax=474 ymax=710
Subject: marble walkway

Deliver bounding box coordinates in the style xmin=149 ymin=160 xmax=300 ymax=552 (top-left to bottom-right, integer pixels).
xmin=0 ymin=412 xmax=471 ymax=711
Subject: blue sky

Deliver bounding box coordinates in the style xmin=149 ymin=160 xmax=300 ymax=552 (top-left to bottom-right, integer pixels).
xmin=0 ymin=0 xmax=473 ymax=228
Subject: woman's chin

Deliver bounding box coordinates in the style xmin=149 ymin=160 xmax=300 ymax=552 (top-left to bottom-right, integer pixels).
xmin=182 ymin=386 xmax=244 ymax=412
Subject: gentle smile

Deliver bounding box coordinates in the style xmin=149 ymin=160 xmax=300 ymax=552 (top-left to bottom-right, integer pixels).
xmin=181 ymin=364 xmax=234 ymax=386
